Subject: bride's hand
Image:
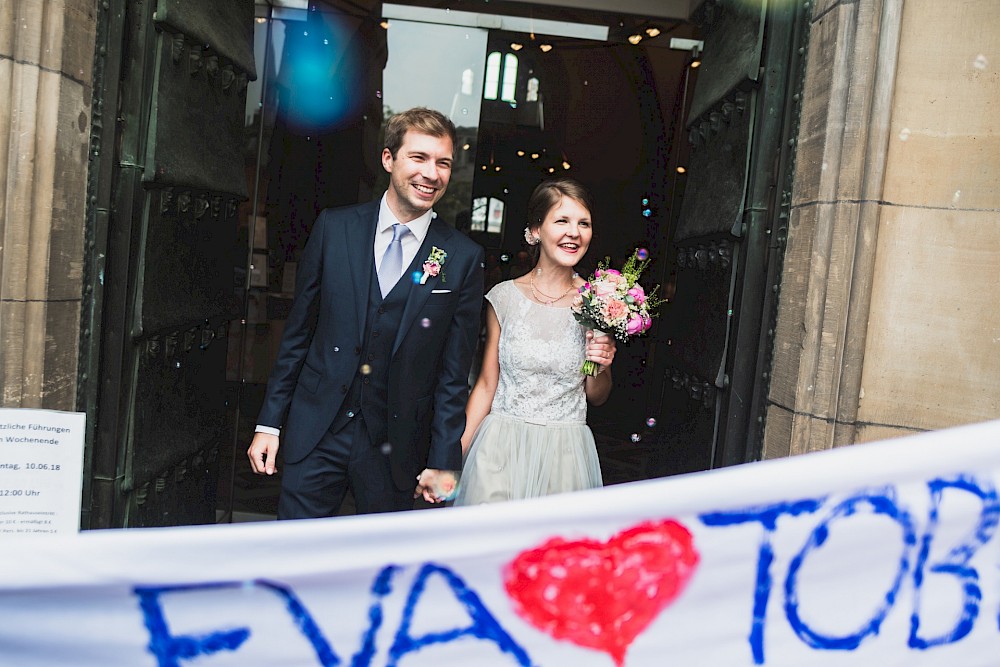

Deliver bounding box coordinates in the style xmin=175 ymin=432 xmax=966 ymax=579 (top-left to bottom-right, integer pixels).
xmin=585 ymin=331 xmax=616 ymax=373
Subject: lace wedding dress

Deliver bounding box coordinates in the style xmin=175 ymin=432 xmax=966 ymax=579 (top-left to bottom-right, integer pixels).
xmin=453 ymin=280 xmax=603 ymax=505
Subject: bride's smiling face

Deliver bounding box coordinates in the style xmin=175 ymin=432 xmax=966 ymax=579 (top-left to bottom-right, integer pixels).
xmin=535 ymin=196 xmax=592 ymax=268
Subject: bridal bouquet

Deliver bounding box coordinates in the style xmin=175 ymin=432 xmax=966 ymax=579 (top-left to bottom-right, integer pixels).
xmin=572 ymin=249 xmax=663 ymax=376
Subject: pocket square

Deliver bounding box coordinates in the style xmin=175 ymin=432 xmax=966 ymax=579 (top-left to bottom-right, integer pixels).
xmin=431 ymin=289 xmax=452 ymax=294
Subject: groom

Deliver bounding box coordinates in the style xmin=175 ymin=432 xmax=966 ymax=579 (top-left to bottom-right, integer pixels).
xmin=247 ymin=107 xmax=484 ymax=519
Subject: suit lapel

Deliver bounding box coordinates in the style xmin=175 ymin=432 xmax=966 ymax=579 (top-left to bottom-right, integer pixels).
xmin=393 ymin=218 xmax=454 ymax=356
xmin=345 ymin=201 xmax=378 ymax=341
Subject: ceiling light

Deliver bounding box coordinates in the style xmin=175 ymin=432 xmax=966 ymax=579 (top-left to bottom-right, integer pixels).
xmin=481 ymin=165 xmax=487 ymax=170
xmin=628 ymin=34 xmax=642 ymax=45
xmin=517 ymin=150 xmax=525 ymax=157
xmin=379 ymin=20 xmax=390 ymax=29
xmin=530 ymin=153 xmax=539 ymax=160
xmin=548 ymin=167 xmax=556 ymax=173
xmin=676 ymin=166 xmax=687 ymax=174
xmin=463 ymin=143 xmax=470 ymax=151
xmin=539 ymin=44 xmax=553 ymax=52
xmin=255 ymin=17 xmax=267 ymax=24
xmin=562 ymin=161 xmax=571 ymax=170
xmin=511 ymin=43 xmax=523 ymax=51
xmin=645 ymin=27 xmax=661 ymax=37
xmin=495 ymin=166 xmax=501 ymax=172
xmin=690 ymin=59 xmax=701 ymax=68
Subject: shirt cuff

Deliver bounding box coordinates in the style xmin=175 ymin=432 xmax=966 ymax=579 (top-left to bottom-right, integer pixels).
xmin=255 ymin=425 xmax=280 ymax=436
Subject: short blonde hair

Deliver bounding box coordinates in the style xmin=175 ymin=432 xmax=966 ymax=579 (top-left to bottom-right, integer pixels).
xmin=384 ymin=107 xmax=457 ymax=158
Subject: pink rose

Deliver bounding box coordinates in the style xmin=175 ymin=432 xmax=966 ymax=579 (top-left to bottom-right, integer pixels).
xmin=604 ymin=268 xmax=621 ymax=276
xmin=626 ymin=314 xmax=645 ymax=335
xmin=592 ymin=279 xmax=618 ymax=297
xmin=602 ymin=298 xmax=628 ymax=321
xmin=604 ymin=272 xmax=625 ymax=287
xmin=423 ymin=261 xmax=440 ymax=276
xmin=627 ymin=285 xmax=646 ymax=304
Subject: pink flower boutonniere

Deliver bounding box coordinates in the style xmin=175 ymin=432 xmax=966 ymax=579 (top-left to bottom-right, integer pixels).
xmin=420 ymin=246 xmax=448 ymax=284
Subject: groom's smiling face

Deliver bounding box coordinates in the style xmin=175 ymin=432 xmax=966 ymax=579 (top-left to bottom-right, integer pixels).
xmin=382 ymin=130 xmax=454 ymax=223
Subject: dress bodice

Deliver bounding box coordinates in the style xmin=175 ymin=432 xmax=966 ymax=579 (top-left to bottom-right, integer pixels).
xmin=486 ymin=280 xmax=587 ymax=423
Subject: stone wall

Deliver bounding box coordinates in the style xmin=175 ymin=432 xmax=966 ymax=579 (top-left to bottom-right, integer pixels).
xmin=0 ymin=0 xmax=95 ymax=409
xmin=764 ymin=0 xmax=1000 ymax=456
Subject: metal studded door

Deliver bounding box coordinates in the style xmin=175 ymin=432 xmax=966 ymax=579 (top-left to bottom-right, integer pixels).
xmin=647 ymin=0 xmax=805 ymax=476
xmin=83 ymin=0 xmax=254 ymax=527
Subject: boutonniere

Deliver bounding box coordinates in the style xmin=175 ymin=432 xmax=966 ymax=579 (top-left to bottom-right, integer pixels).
xmin=420 ymin=246 xmax=447 ymax=284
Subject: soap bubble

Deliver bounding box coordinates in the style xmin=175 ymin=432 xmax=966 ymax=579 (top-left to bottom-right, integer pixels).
xmin=636 ymin=248 xmax=649 ymax=261
xmin=899 ymin=127 xmax=911 ymax=141
xmin=630 ymin=433 xmax=641 ymax=443
xmin=646 ymin=417 xmax=657 ymax=428
xmin=421 ymin=317 xmax=432 ymax=328
xmin=380 ymin=442 xmax=392 ymax=455
xmin=973 ymin=54 xmax=988 ymax=70
xmin=411 ymin=270 xmax=423 ymax=284
xmin=360 ymin=364 xmax=371 ymax=375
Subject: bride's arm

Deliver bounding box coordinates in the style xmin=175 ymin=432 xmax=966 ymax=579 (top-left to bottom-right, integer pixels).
xmin=461 ymin=304 xmax=501 ymax=455
xmin=584 ymin=331 xmax=615 ymax=405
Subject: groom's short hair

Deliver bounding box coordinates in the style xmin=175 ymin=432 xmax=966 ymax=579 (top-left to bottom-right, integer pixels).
xmin=384 ymin=107 xmax=457 ymax=158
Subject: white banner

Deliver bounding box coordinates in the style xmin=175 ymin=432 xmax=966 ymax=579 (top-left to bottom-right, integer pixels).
xmin=3 ymin=420 xmax=1000 ymax=666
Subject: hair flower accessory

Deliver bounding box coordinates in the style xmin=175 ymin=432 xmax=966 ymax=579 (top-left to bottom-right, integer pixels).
xmin=420 ymin=246 xmax=447 ymax=284
xmin=524 ymin=226 xmax=539 ymax=246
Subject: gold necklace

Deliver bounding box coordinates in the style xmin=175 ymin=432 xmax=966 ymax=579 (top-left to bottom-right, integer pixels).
xmin=529 ymin=271 xmax=576 ymax=306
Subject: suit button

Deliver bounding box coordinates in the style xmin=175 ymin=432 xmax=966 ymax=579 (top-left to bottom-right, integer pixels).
xmin=340 ymin=385 xmax=347 ymax=394
xmin=354 ymin=346 xmax=361 ymax=354
xmin=363 ymin=377 xmax=370 ymax=385
xmin=377 ymin=306 xmax=386 ymax=314
xmin=347 ymin=411 xmax=355 ymax=418
xmin=372 ymin=331 xmax=380 ymax=338
xmin=367 ymin=353 xmax=374 ymax=361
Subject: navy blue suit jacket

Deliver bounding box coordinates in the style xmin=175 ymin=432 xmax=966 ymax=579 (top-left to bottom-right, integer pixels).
xmin=257 ymin=200 xmax=485 ymax=488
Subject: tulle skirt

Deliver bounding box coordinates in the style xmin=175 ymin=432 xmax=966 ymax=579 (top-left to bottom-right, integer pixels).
xmin=453 ymin=412 xmax=603 ymax=506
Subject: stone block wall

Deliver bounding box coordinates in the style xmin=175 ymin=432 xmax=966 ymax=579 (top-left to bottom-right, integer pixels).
xmin=764 ymin=0 xmax=1000 ymax=456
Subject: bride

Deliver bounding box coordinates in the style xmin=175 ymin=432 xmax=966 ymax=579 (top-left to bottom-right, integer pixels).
xmin=452 ymin=178 xmax=616 ymax=505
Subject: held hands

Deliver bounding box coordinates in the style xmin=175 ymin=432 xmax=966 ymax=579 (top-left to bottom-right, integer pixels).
xmin=247 ymin=432 xmax=279 ymax=475
xmin=414 ymin=468 xmax=459 ymax=503
xmin=585 ymin=330 xmax=617 ymax=375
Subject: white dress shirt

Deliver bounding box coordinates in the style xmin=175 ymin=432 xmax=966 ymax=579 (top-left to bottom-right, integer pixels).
xmin=255 ymin=195 xmax=436 ymax=436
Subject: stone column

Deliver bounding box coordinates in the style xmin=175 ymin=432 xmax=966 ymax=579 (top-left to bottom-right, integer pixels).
xmin=764 ymin=0 xmax=904 ymax=455
xmin=0 ymin=0 xmax=95 ymax=409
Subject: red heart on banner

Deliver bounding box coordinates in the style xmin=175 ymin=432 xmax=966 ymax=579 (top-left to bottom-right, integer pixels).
xmin=503 ymin=520 xmax=699 ymax=666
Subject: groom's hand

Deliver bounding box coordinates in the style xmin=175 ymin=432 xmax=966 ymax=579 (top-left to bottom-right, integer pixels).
xmin=415 ymin=468 xmax=459 ymax=503
xmin=248 ymin=432 xmax=279 ymax=475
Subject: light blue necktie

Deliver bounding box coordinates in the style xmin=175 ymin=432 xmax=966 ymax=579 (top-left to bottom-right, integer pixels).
xmin=379 ymin=223 xmax=409 ymax=297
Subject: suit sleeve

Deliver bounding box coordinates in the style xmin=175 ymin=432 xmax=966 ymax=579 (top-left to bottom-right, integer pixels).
xmin=256 ymin=212 xmax=328 ymax=428
xmin=425 ymin=244 xmax=485 ymax=470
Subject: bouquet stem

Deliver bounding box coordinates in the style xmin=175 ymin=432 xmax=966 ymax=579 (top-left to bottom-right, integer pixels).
xmin=581 ymin=330 xmax=608 ymax=377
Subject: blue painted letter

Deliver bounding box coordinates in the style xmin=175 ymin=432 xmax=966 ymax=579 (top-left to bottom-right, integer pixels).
xmin=910 ymin=476 xmax=999 ymax=648
xmin=387 ymin=563 xmax=532 ymax=666
xmin=700 ymin=498 xmax=824 ymax=664
xmin=135 ymin=580 xmax=339 ymax=667
xmin=784 ymin=488 xmax=916 ymax=651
